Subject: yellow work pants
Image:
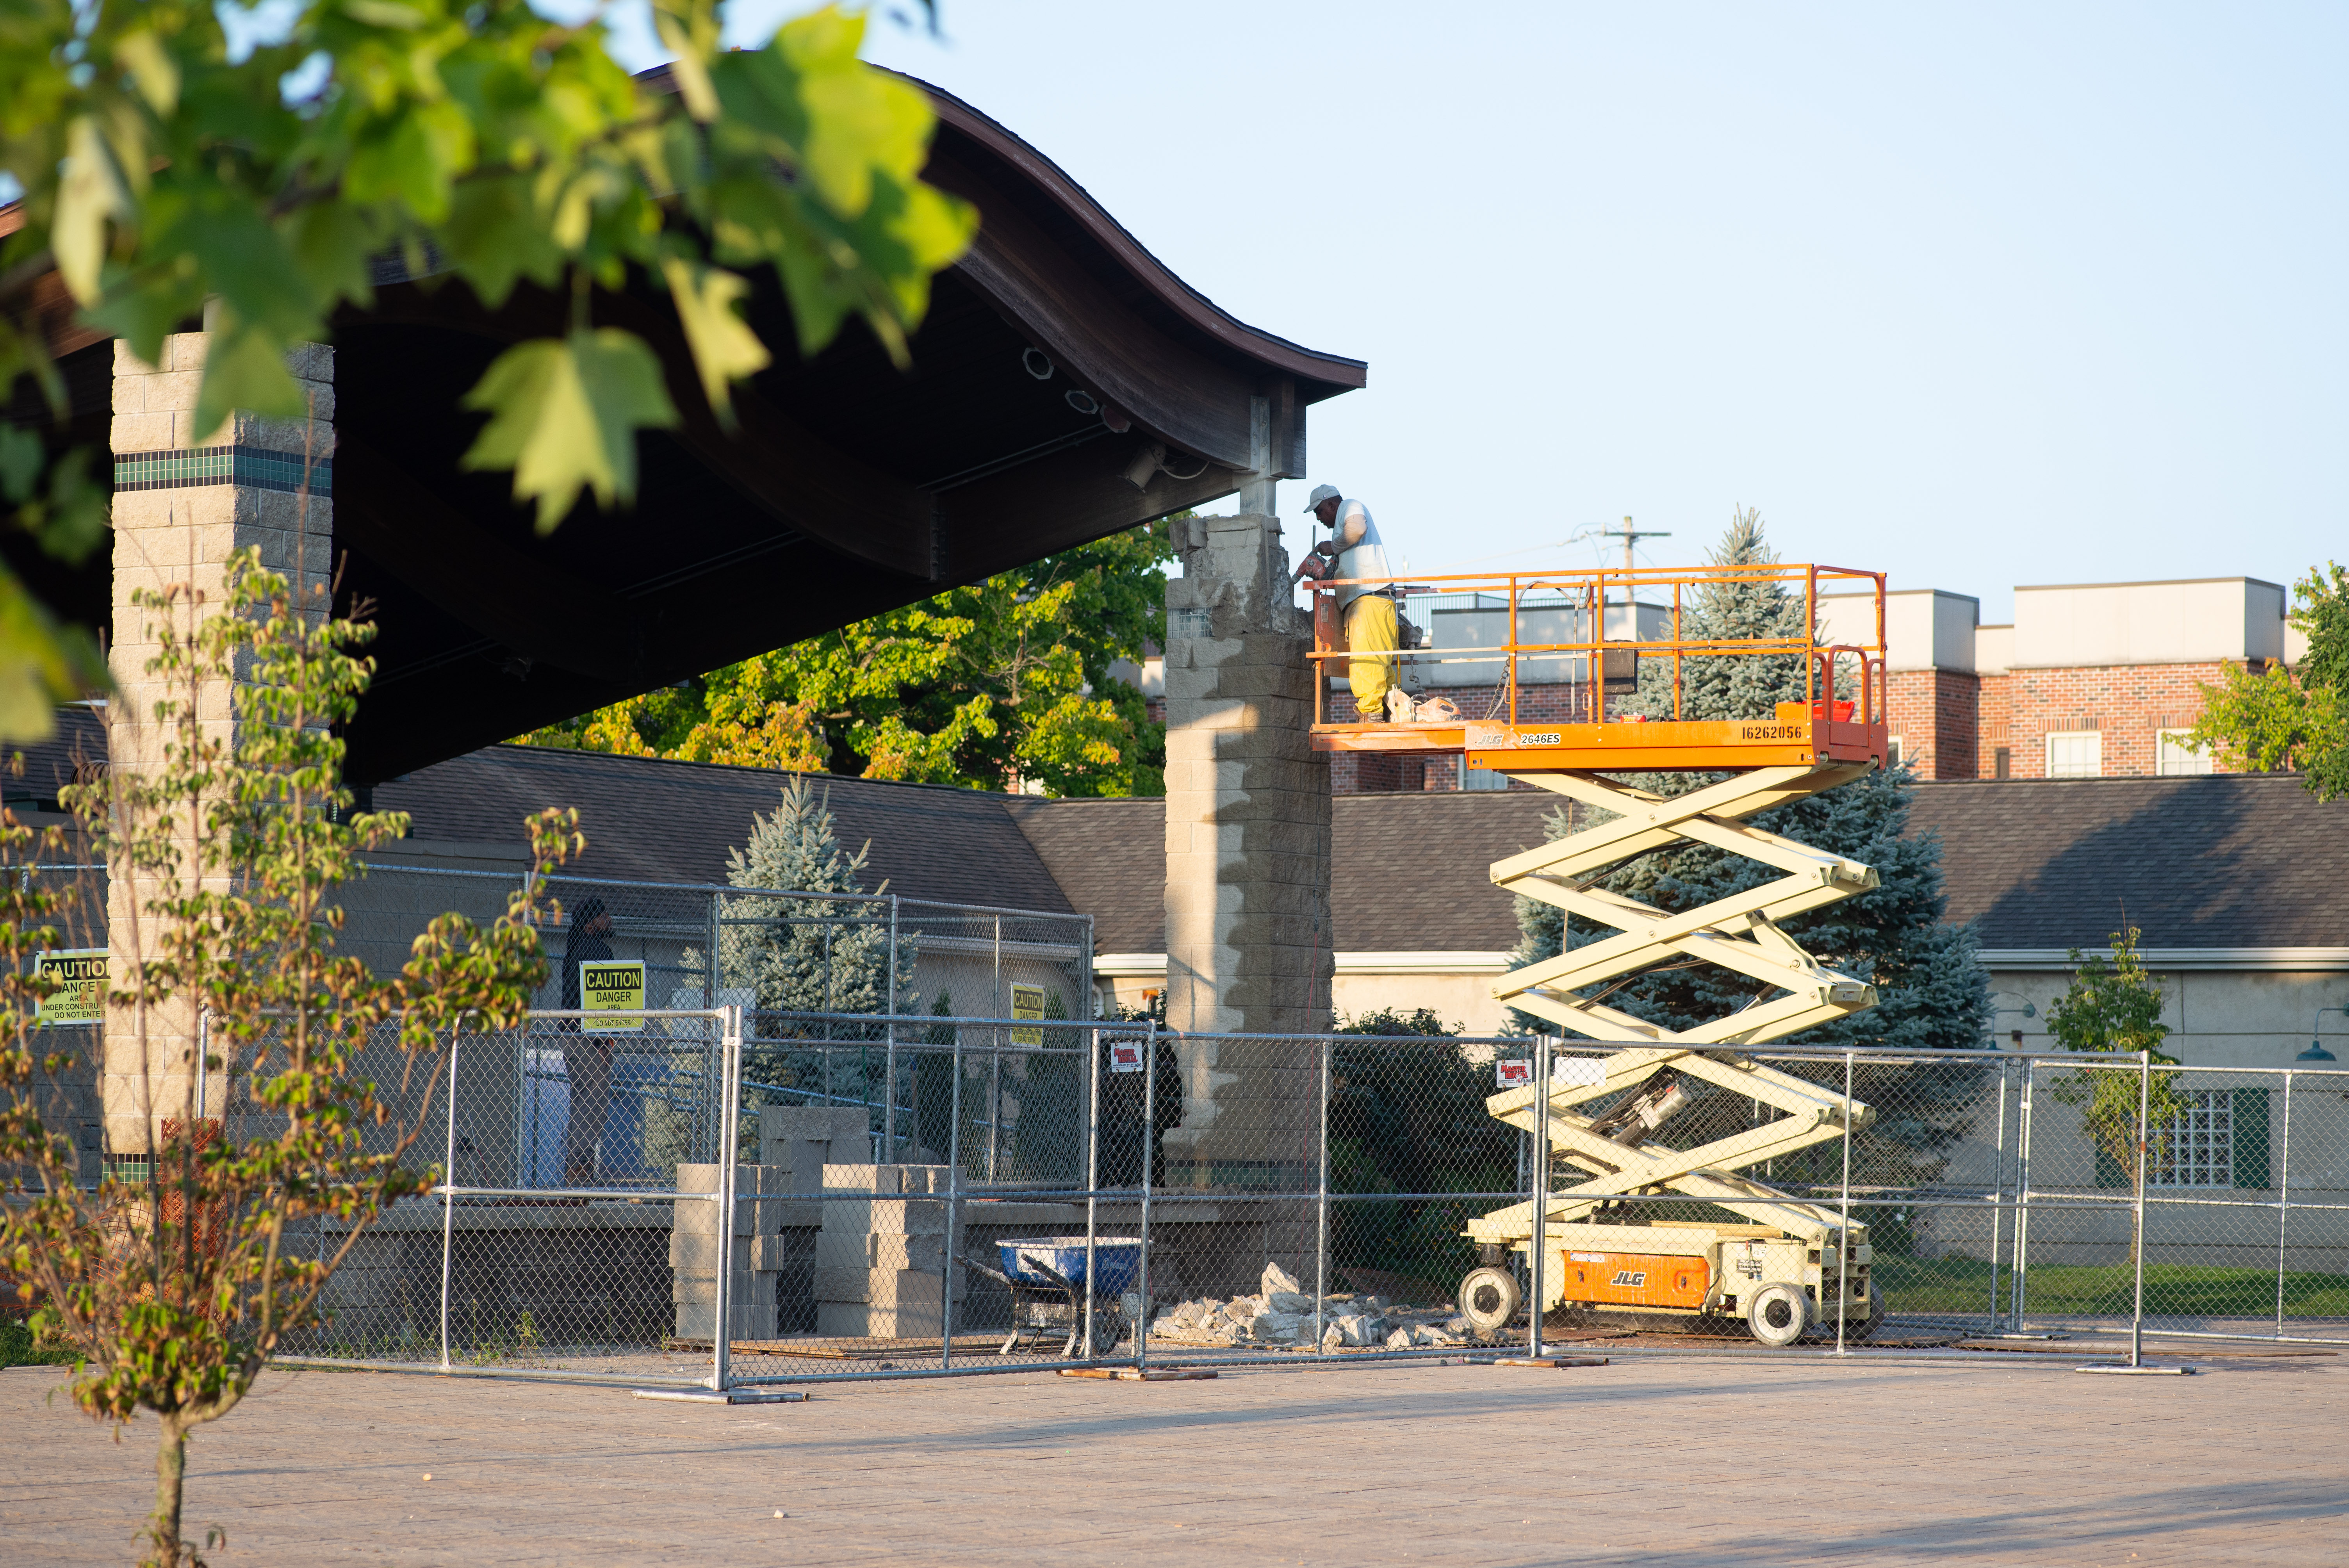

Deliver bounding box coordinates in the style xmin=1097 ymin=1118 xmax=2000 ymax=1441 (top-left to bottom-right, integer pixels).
xmin=1345 ymin=595 xmax=1399 ymax=717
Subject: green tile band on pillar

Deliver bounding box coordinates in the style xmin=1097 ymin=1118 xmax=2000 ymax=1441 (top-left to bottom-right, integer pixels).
xmin=104 ymin=332 xmax=336 ymax=1167
xmin=113 ymin=444 xmax=334 ymax=495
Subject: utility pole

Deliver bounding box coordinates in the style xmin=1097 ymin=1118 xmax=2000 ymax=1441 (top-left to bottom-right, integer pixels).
xmin=1598 ymin=516 xmax=1672 ymax=576
xmin=1597 ymin=517 xmax=1671 ymax=619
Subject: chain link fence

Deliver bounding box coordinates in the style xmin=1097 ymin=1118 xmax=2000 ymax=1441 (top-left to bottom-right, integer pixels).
xmin=25 ymin=843 xmax=2349 ymax=1384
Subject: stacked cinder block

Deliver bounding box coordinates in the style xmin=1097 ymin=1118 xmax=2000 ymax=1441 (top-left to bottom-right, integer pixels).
xmin=813 ymin=1165 xmax=963 ymax=1340
xmin=755 ymin=1106 xmax=870 ymax=1332
xmin=670 ymin=1162 xmax=786 ymax=1342
xmin=759 ymin=1105 xmax=871 ymax=1183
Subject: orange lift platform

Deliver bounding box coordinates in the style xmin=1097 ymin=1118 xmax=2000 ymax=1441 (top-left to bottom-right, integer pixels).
xmin=1305 ymin=560 xmax=1893 ymax=1345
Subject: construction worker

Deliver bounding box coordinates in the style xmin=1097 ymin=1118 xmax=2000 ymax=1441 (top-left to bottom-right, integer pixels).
xmin=1304 ymin=483 xmax=1399 ymax=720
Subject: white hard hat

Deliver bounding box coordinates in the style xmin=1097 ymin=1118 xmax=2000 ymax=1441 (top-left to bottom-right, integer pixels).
xmin=1303 ymin=483 xmax=1342 ymax=513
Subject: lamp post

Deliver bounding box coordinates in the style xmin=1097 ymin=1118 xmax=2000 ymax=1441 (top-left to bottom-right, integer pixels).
xmin=2299 ymin=1007 xmax=2346 ymax=1064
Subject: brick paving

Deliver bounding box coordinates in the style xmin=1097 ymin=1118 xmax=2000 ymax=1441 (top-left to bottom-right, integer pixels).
xmin=5 ymin=1350 xmax=2345 ymax=1565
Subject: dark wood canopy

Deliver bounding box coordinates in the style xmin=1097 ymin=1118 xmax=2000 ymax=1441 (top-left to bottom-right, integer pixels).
xmin=5 ymin=76 xmax=1363 ymax=784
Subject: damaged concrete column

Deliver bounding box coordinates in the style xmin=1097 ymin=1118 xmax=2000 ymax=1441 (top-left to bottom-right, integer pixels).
xmin=103 ymin=332 xmax=335 ymax=1163
xmin=1160 ymin=510 xmax=1332 ymax=1199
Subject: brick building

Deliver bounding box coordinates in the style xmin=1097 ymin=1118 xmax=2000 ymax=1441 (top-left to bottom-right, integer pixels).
xmin=1815 ymin=577 xmax=2303 ymax=782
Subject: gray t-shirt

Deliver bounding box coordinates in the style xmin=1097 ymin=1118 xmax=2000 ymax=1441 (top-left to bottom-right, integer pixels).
xmin=1332 ymin=499 xmax=1389 ymax=610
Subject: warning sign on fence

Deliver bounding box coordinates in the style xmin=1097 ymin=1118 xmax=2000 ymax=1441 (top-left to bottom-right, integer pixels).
xmin=34 ymin=949 xmax=106 ymax=1024
xmin=1495 ymin=1058 xmax=1532 ymax=1088
xmin=1107 ymin=1038 xmax=1146 ymax=1073
xmin=1010 ymin=983 xmax=1046 ymax=1046
xmin=579 ymin=959 xmax=646 ymax=1032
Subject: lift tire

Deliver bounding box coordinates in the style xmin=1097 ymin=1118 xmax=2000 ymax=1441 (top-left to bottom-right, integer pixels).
xmin=1747 ymin=1282 xmax=1809 ymax=1348
xmin=1852 ymin=1278 xmax=1885 ymax=1343
xmin=1459 ymin=1266 xmax=1523 ymax=1336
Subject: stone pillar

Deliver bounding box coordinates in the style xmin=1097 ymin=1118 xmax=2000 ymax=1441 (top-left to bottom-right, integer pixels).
xmin=1159 ymin=511 xmax=1332 ymax=1201
xmin=104 ymin=333 xmax=335 ymax=1161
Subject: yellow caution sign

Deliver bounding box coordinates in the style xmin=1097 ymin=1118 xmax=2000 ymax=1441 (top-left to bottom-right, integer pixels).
xmin=580 ymin=959 xmax=647 ymax=1033
xmin=1010 ymin=983 xmax=1046 ymax=1046
xmin=35 ymin=948 xmax=106 ymax=1025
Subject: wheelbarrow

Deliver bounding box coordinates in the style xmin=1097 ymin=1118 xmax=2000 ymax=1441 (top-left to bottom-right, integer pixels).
xmin=961 ymin=1236 xmax=1142 ymax=1357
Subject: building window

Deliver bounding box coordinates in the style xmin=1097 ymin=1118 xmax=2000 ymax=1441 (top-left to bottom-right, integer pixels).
xmin=2045 ymin=731 xmax=2102 ymax=778
xmin=1462 ymin=764 xmax=1510 ymax=792
xmin=1994 ymin=747 xmax=2010 ymax=780
xmin=2157 ymin=729 xmax=2212 ymax=776
xmin=2151 ymin=1090 xmax=2231 ymax=1188
xmin=1887 ymin=736 xmax=1904 ymax=768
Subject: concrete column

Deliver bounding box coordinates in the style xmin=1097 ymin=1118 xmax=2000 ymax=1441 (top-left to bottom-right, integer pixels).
xmin=103 ymin=333 xmax=334 ymax=1161
xmin=1159 ymin=511 xmax=1332 ymax=1199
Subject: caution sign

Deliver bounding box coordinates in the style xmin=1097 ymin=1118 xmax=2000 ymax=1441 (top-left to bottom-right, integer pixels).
xmin=579 ymin=959 xmax=646 ymax=1033
xmin=1010 ymin=983 xmax=1046 ymax=1046
xmin=35 ymin=949 xmax=106 ymax=1024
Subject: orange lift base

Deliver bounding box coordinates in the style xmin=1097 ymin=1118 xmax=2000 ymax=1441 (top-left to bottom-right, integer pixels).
xmin=1311 ymin=702 xmax=1891 ymax=773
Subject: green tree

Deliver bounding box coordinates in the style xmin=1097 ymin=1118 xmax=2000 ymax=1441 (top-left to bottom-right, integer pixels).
xmin=2188 ymin=562 xmax=2349 ymax=799
xmin=2 ymin=549 xmax=575 ymax=1564
xmin=720 ymin=774 xmax=914 ymax=1017
xmin=520 ymin=517 xmax=1175 ymax=796
xmin=0 ymin=0 xmax=975 ymax=740
xmin=1326 ymin=1008 xmax=1520 ymax=1298
xmin=2045 ymin=926 xmax=2184 ymax=1220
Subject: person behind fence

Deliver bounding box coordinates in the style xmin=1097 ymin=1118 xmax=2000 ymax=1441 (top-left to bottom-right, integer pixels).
xmin=560 ymin=897 xmax=616 ymax=1186
xmin=1302 ymin=482 xmax=1401 ymax=721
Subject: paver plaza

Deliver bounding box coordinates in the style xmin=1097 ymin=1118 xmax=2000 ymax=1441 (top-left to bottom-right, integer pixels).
xmin=7 ymin=1350 xmax=2344 ymax=1564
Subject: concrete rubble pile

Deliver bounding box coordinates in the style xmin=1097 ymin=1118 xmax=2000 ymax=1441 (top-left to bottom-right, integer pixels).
xmin=1148 ymin=1263 xmax=1476 ymax=1351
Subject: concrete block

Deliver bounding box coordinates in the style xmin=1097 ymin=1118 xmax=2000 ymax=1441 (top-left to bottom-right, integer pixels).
xmin=822 ymin=1162 xmax=904 ymax=1195
xmin=816 ymin=1298 xmax=946 ymax=1340
xmin=819 ymin=1196 xmax=949 ymax=1237
xmin=814 ymin=1229 xmax=946 ymax=1273
xmin=812 ymin=1265 xmax=962 ymax=1307
xmin=670 ymin=1271 xmax=776 ymax=1308
xmin=672 ymin=1302 xmax=776 ymax=1342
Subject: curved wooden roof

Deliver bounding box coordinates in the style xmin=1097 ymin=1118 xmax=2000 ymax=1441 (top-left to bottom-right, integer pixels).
xmin=2 ymin=78 xmax=1363 ymax=785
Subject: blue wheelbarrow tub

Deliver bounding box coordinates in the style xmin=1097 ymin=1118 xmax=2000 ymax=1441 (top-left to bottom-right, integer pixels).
xmin=997 ymin=1237 xmax=1142 ymax=1298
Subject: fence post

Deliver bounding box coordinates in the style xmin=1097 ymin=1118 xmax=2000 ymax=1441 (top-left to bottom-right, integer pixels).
xmin=1135 ymin=1022 xmax=1157 ymax=1373
xmin=439 ymin=1027 xmax=459 ymax=1373
xmin=714 ymin=1004 xmax=743 ymax=1393
xmin=1082 ymin=1014 xmax=1101 ymax=1361
xmin=987 ymin=916 xmax=1002 ymax=1183
xmin=1314 ymin=1033 xmax=1331 ymax=1358
xmin=1987 ymin=1056 xmax=2008 ymax=1332
xmin=1527 ymin=1041 xmax=1550 ymax=1358
xmin=2129 ymin=1049 xmax=2149 ymax=1369
xmin=707 ymin=890 xmax=723 ymax=1156
xmin=1837 ymin=1051 xmax=1853 ymax=1355
xmin=2276 ymin=1069 xmax=2294 ymax=1340
xmin=943 ymin=1014 xmax=964 ymax=1371
xmin=2011 ymin=1057 xmax=2035 ymax=1329
xmin=883 ymin=895 xmax=900 ymax=1160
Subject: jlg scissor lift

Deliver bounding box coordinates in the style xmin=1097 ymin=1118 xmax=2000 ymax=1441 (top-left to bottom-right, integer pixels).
xmin=1308 ymin=559 xmax=1892 ymax=1346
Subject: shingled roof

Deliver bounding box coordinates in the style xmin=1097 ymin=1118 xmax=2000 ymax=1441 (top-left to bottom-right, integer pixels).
xmin=1906 ymin=774 xmax=2349 ymax=950
xmin=374 ymin=745 xmax=1076 ymax=914
xmin=32 ymin=716 xmax=2337 ymax=959
xmin=1002 ymin=792 xmax=1558 ymax=953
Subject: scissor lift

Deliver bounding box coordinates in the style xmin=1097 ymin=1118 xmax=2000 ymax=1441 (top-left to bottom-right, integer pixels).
xmin=1308 ymin=560 xmax=1892 ymax=1345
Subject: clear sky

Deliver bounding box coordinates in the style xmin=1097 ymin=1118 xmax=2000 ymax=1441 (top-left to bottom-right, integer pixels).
xmin=600 ymin=4 xmax=2347 ymax=619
